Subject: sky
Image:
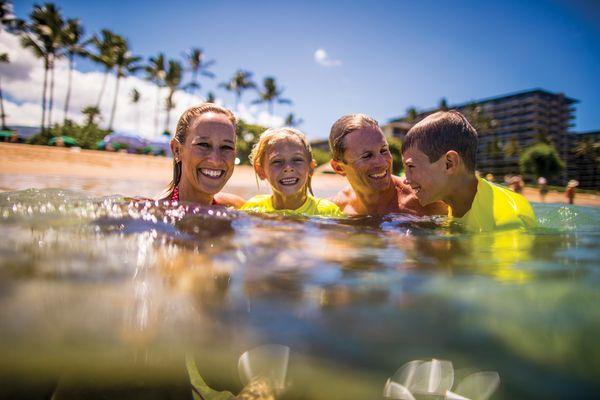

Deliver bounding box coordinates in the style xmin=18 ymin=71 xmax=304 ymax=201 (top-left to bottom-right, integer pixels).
xmin=2 ymin=0 xmax=599 ymax=140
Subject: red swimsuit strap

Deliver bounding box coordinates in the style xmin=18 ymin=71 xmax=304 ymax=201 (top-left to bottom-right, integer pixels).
xmin=171 ymin=186 xmax=219 ymax=205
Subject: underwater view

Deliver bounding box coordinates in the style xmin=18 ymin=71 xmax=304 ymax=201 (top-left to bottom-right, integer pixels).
xmin=0 ymin=182 xmax=598 ymax=399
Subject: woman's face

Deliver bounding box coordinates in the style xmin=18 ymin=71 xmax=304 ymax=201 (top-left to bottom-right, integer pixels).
xmin=173 ymin=112 xmax=236 ymax=196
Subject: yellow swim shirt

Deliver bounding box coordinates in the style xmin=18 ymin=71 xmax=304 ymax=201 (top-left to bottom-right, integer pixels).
xmin=241 ymin=194 xmax=343 ymax=217
xmin=450 ymin=177 xmax=538 ymax=232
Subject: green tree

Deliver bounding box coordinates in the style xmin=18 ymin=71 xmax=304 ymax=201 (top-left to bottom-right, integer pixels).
xmin=90 ymin=29 xmax=124 ymax=108
xmin=387 ymin=136 xmax=404 ymax=175
xmin=252 ymin=76 xmax=291 ymax=115
xmin=20 ymin=3 xmax=65 ymax=133
xmin=220 ymin=70 xmax=256 ymax=107
xmin=504 ymin=138 xmax=520 ymax=158
xmin=438 ymin=97 xmax=449 ymax=111
xmin=61 ymin=18 xmax=88 ymax=124
xmin=462 ymin=103 xmax=495 ymax=135
xmin=145 ymin=53 xmax=166 ymax=135
xmin=235 ymin=120 xmax=266 ymax=165
xmin=164 ymin=59 xmax=183 ymax=134
xmin=405 ymin=107 xmax=419 ymax=123
xmin=183 ymin=47 xmax=214 ymax=99
xmin=81 ymin=105 xmax=101 ymax=126
xmin=311 ymin=148 xmax=331 ymax=167
xmin=284 ymin=113 xmax=303 ymax=127
xmin=0 ymin=52 xmax=8 ymax=129
xmin=205 ymin=91 xmax=216 ymax=103
xmin=130 ymin=88 xmax=141 ymax=132
xmin=108 ymin=39 xmax=141 ymax=130
xmin=519 ymin=143 xmax=565 ymax=179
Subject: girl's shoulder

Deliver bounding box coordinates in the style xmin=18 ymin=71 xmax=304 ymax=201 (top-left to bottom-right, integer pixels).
xmin=240 ymin=194 xmax=273 ymax=211
xmin=312 ymin=196 xmax=344 ymax=217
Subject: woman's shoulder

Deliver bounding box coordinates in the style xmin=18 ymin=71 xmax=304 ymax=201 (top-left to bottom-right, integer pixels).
xmin=215 ymin=192 xmax=246 ymax=209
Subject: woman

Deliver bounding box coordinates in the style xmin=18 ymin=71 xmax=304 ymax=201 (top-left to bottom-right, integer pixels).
xmin=160 ymin=103 xmax=245 ymax=207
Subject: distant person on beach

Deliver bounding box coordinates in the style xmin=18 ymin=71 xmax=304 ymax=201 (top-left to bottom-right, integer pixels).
xmin=241 ymin=127 xmax=342 ymax=216
xmin=160 ymin=103 xmax=245 ymax=207
xmin=508 ymin=175 xmax=524 ymax=194
xmin=566 ymin=179 xmax=578 ymax=205
xmin=401 ymin=110 xmax=537 ymax=232
xmin=538 ymin=177 xmax=548 ymax=202
xmin=328 ymin=113 xmax=447 ymax=216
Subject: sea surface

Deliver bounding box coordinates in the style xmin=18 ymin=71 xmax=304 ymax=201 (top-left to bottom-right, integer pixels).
xmin=0 ymin=176 xmax=598 ymax=399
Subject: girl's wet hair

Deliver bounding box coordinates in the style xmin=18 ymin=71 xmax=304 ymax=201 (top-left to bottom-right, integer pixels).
xmin=161 ymin=103 xmax=237 ymax=200
xmin=249 ymin=127 xmax=315 ymax=195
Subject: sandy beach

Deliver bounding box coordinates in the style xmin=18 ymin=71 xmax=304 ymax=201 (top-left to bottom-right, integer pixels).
xmin=1 ymin=142 xmax=598 ymax=207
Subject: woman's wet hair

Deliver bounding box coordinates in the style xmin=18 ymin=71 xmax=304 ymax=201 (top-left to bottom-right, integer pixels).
xmin=329 ymin=114 xmax=380 ymax=162
xmin=249 ymin=127 xmax=315 ymax=195
xmin=161 ymin=103 xmax=237 ymax=200
xmin=402 ymin=110 xmax=478 ymax=171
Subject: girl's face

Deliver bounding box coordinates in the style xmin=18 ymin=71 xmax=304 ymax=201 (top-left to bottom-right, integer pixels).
xmin=258 ymin=137 xmax=314 ymax=198
xmin=173 ymin=112 xmax=236 ymax=196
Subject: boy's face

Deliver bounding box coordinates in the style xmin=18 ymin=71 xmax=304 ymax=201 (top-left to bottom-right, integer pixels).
xmin=402 ymin=146 xmax=449 ymax=205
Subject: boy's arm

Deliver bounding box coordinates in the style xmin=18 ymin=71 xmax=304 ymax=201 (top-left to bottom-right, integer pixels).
xmin=215 ymin=192 xmax=246 ymax=209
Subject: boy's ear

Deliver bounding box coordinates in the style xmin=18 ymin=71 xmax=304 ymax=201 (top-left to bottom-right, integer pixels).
xmin=256 ymin=165 xmax=267 ymax=180
xmin=445 ymin=151 xmax=461 ymax=173
xmin=330 ymin=159 xmax=346 ymax=176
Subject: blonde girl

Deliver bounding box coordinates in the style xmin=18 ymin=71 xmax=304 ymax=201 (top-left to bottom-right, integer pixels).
xmin=241 ymin=127 xmax=342 ymax=217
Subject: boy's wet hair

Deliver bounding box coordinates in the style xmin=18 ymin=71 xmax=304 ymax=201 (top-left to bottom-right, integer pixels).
xmin=402 ymin=110 xmax=478 ymax=171
xmin=329 ymin=114 xmax=380 ymax=162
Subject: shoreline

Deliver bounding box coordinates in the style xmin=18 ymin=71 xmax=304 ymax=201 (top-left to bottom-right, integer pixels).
xmin=1 ymin=143 xmax=598 ymax=207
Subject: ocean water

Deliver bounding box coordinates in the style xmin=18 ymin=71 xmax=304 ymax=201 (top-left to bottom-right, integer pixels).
xmin=0 ymin=187 xmax=598 ymax=399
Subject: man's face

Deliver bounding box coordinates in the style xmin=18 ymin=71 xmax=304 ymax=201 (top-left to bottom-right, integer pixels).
xmin=402 ymin=146 xmax=448 ymax=205
xmin=335 ymin=126 xmax=393 ymax=193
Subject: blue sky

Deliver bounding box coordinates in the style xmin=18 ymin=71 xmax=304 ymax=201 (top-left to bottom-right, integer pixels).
xmin=11 ymin=0 xmax=600 ymax=140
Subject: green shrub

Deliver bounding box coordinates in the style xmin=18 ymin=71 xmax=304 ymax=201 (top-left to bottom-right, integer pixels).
xmin=519 ymin=143 xmax=564 ymax=179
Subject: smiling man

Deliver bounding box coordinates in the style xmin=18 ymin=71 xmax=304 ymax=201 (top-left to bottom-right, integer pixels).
xmin=328 ymin=114 xmax=447 ymax=216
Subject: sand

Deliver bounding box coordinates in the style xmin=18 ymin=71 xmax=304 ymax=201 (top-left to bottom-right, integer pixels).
xmin=1 ymin=142 xmax=598 ymax=207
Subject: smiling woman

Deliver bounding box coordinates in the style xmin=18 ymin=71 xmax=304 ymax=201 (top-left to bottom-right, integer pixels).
xmin=161 ymin=103 xmax=245 ymax=207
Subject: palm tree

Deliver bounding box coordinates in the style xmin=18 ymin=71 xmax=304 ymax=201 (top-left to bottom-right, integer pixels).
xmin=183 ymin=47 xmax=214 ymax=99
xmin=130 ymin=87 xmax=141 ymax=132
xmin=252 ymin=76 xmax=291 ymax=115
xmin=205 ymin=91 xmax=216 ymax=103
xmin=61 ymin=18 xmax=87 ymax=124
xmin=284 ymin=113 xmax=303 ymax=127
xmin=0 ymin=52 xmax=8 ymax=129
xmin=164 ymin=59 xmax=183 ymax=133
xmin=438 ymin=97 xmax=449 ymax=111
xmin=219 ymin=70 xmax=256 ymax=107
xmin=405 ymin=107 xmax=419 ymax=123
xmin=1 ymin=0 xmax=25 ymax=33
xmin=573 ymin=138 xmax=594 ymax=159
xmin=504 ymin=138 xmax=520 ymax=158
xmin=90 ymin=29 xmax=124 ymax=109
xmin=145 ymin=53 xmax=166 ymax=135
xmin=81 ymin=105 xmax=100 ymax=126
xmin=107 ymin=39 xmax=141 ymax=130
xmin=20 ymin=3 xmax=64 ymax=133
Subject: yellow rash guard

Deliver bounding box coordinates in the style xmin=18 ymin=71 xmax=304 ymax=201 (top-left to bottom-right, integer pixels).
xmin=241 ymin=194 xmax=343 ymax=217
xmin=450 ymin=177 xmax=538 ymax=232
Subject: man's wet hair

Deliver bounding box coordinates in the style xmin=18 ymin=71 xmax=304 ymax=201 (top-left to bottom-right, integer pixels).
xmin=402 ymin=110 xmax=478 ymax=171
xmin=329 ymin=114 xmax=380 ymax=161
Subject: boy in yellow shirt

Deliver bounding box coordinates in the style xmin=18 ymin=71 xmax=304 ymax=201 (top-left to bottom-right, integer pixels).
xmin=401 ymin=110 xmax=537 ymax=232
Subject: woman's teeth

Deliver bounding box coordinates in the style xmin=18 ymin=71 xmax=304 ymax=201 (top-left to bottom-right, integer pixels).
xmin=279 ymin=177 xmax=299 ymax=186
xmin=199 ymin=168 xmax=224 ymax=178
xmin=369 ymin=171 xmax=387 ymax=179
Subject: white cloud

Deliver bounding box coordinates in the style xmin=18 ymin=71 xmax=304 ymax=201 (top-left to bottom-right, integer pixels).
xmin=0 ymin=31 xmax=282 ymax=138
xmin=314 ymin=48 xmax=342 ymax=67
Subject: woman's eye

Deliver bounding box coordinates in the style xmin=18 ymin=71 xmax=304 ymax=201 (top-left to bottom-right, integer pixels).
xmin=196 ymin=142 xmax=210 ymax=148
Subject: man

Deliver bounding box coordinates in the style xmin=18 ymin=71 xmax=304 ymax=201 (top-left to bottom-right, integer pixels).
xmin=328 ymin=113 xmax=447 ymax=216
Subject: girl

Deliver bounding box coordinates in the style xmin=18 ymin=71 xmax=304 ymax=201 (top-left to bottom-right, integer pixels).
xmin=160 ymin=103 xmax=245 ymax=208
xmin=241 ymin=127 xmax=342 ymax=217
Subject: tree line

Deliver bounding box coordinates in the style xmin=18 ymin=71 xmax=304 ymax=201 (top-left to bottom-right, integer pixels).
xmin=0 ymin=0 xmax=300 ymax=137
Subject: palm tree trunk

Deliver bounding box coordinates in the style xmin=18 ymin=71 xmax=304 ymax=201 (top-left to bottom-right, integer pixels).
xmin=48 ymin=56 xmax=56 ymax=129
xmin=154 ymin=87 xmax=160 ymax=135
xmin=165 ymin=92 xmax=173 ymax=133
xmin=0 ymin=77 xmax=7 ymax=130
xmin=96 ymin=69 xmax=109 ymax=108
xmin=235 ymin=92 xmax=240 ymax=109
xmin=268 ymin=101 xmax=273 ymax=116
xmin=41 ymin=60 xmax=49 ymax=134
xmin=108 ymin=73 xmax=121 ymax=130
xmin=63 ymin=54 xmax=74 ymax=124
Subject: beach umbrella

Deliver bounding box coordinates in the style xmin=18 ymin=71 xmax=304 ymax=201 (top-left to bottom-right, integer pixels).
xmin=48 ymin=136 xmax=78 ymax=147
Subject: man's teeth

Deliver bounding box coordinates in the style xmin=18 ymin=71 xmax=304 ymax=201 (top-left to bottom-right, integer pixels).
xmin=369 ymin=171 xmax=387 ymax=178
xmin=280 ymin=177 xmax=299 ymax=185
xmin=199 ymin=168 xmax=224 ymax=178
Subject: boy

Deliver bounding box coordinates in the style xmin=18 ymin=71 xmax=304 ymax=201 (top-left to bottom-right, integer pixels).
xmin=401 ymin=110 xmax=537 ymax=232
